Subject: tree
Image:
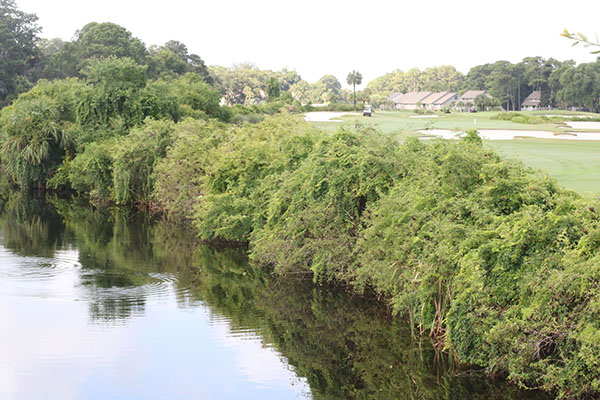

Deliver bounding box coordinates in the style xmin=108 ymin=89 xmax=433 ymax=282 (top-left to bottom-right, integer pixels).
xmin=0 ymin=0 xmax=41 ymax=105
xmin=266 ymin=77 xmax=280 ymax=100
xmin=311 ymin=75 xmax=342 ymax=104
xmin=75 ymin=22 xmax=148 ymax=65
xmin=556 ymin=61 xmax=600 ymax=112
xmin=290 ymin=80 xmax=310 ymax=103
xmin=148 ymin=40 xmax=211 ymax=81
xmin=77 ymin=56 xmax=148 ymax=131
xmin=347 ymin=70 xmax=363 ymax=110
xmin=488 ymin=61 xmax=521 ymax=110
xmin=473 ymin=93 xmax=500 ymax=111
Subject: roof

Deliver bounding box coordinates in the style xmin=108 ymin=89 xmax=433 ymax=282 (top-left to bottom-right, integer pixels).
xmin=420 ymin=91 xmax=457 ymax=105
xmin=459 ymin=90 xmax=487 ymax=101
xmin=522 ymin=90 xmax=541 ymax=107
xmin=392 ymin=91 xmax=434 ymax=104
xmin=387 ymin=92 xmax=403 ymax=100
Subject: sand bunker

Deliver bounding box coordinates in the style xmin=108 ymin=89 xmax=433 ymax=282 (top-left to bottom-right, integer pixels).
xmin=544 ymin=114 xmax=593 ymax=119
xmin=564 ymin=121 xmax=600 ymax=130
xmin=419 ymin=129 xmax=600 ymax=141
xmin=304 ymin=112 xmax=360 ymax=122
xmin=408 ymin=115 xmax=439 ymax=119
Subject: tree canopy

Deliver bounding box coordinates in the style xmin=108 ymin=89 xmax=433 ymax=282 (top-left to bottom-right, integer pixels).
xmin=0 ymin=0 xmax=41 ymax=105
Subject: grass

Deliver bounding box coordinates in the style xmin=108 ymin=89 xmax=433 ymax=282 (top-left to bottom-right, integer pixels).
xmin=307 ymin=109 xmax=600 ymax=197
xmin=310 ymin=109 xmax=600 ymax=134
xmin=489 ymin=139 xmax=600 ymax=198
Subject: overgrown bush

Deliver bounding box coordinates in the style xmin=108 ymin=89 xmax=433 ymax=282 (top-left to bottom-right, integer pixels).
xmin=0 ymin=96 xmax=73 ymax=187
xmin=112 ymin=119 xmax=175 ymax=205
xmin=192 ymin=116 xmax=324 ymax=242
xmin=153 ymin=118 xmax=231 ymax=219
xmin=250 ymin=124 xmax=401 ymax=280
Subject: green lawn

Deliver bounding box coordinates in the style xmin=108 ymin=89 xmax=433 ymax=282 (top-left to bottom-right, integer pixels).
xmin=307 ymin=110 xmax=600 ymax=197
xmin=489 ymin=139 xmax=600 ymax=198
xmin=311 ymin=110 xmax=599 ymax=134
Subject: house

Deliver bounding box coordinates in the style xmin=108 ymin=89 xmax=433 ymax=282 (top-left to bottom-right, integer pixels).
xmin=387 ymin=92 xmax=403 ymax=101
xmin=420 ymin=91 xmax=458 ymax=110
xmin=522 ymin=90 xmax=541 ymax=111
xmin=390 ymin=92 xmax=432 ymax=109
xmin=456 ymin=90 xmax=493 ymax=111
xmin=390 ymin=91 xmax=457 ymax=110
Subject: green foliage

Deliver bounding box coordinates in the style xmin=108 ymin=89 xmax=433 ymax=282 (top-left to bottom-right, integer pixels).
xmin=112 ymin=119 xmax=175 ymax=205
xmin=158 ymin=114 xmax=600 ymax=396
xmin=266 ymin=76 xmax=280 ymax=100
xmin=76 ymin=57 xmax=148 ymax=133
xmin=474 ymin=93 xmax=501 ymax=111
xmin=75 ymin=22 xmax=148 ymax=65
xmin=250 ymin=124 xmax=401 ymax=280
xmin=171 ymin=73 xmax=230 ymax=122
xmin=153 ymin=118 xmax=231 ymax=220
xmin=556 ymin=61 xmax=600 ymax=113
xmin=491 ymin=112 xmax=558 ymax=125
xmin=0 ymin=0 xmax=41 ymax=105
xmin=17 ymin=78 xmax=90 ymax=123
xmin=49 ymin=139 xmax=116 ymax=201
xmin=193 ymin=116 xmax=323 ymax=242
xmin=0 ymin=96 xmax=71 ymax=187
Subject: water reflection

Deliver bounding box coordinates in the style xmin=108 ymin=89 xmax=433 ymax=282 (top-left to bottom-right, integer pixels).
xmin=0 ymin=192 xmax=548 ymax=399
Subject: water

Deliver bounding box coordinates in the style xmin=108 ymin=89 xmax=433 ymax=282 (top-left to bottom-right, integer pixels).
xmin=0 ymin=193 xmax=548 ymax=399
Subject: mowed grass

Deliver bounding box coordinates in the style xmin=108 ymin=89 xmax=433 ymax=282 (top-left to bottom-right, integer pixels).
xmin=307 ymin=110 xmax=600 ymax=197
xmin=489 ymin=140 xmax=600 ymax=198
xmin=310 ymin=110 xmax=600 ymax=134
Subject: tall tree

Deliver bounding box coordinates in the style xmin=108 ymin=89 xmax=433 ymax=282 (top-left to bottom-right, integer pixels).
xmin=266 ymin=77 xmax=280 ymax=100
xmin=346 ymin=70 xmax=363 ymax=110
xmin=0 ymin=0 xmax=41 ymax=105
xmin=75 ymin=22 xmax=148 ymax=64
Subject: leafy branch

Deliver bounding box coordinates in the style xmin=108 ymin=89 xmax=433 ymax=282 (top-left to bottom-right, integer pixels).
xmin=561 ymin=29 xmax=600 ymax=54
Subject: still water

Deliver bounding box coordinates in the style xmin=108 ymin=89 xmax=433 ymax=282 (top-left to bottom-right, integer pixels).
xmin=0 ymin=193 xmax=547 ymax=400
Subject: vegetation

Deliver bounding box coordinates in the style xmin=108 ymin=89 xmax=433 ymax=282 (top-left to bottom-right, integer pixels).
xmin=346 ymin=70 xmax=362 ymax=111
xmin=0 ymin=193 xmax=548 ymax=399
xmin=3 ymin=3 xmax=600 ymax=398
xmin=149 ymin=119 xmax=600 ymax=398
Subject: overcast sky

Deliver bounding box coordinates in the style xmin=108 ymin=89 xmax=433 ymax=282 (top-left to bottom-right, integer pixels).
xmin=16 ymin=0 xmax=600 ymax=87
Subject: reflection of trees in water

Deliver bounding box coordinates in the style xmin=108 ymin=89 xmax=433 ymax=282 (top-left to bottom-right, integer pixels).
xmin=88 ymin=296 xmax=146 ymax=322
xmin=152 ymin=225 xmax=548 ymax=400
xmin=0 ymin=194 xmax=548 ymax=399
xmin=0 ymin=190 xmax=66 ymax=257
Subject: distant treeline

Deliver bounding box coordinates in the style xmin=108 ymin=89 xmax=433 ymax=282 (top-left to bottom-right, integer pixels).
xmin=366 ymin=59 xmax=600 ymax=112
xmin=3 ymin=0 xmax=599 ymax=112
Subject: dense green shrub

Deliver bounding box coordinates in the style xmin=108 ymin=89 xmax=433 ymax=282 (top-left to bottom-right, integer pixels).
xmin=491 ymin=112 xmax=561 ymax=125
xmin=112 ymin=119 xmax=175 ymax=205
xmin=153 ymin=118 xmax=232 ymax=219
xmin=250 ymin=124 xmax=401 ymax=280
xmin=193 ymin=116 xmax=324 ymax=242
xmin=49 ymin=139 xmax=116 ymax=201
xmin=0 ymin=96 xmax=72 ymax=187
xmin=76 ymin=57 xmax=148 ymax=133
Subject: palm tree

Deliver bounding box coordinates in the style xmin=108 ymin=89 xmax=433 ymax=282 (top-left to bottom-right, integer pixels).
xmin=346 ymin=70 xmax=363 ymax=111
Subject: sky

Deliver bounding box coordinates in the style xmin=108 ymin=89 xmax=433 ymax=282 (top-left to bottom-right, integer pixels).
xmin=15 ymin=0 xmax=600 ymax=88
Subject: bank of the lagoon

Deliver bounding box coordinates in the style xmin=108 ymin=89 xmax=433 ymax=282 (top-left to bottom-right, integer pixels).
xmin=307 ymin=110 xmax=600 ymax=198
xmin=0 ymin=194 xmax=547 ymax=400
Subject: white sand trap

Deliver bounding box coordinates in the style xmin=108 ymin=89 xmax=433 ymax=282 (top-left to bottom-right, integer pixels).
xmin=545 ymin=114 xmax=593 ymax=119
xmin=408 ymin=115 xmax=439 ymax=119
xmin=304 ymin=112 xmax=360 ymax=122
xmin=419 ymin=129 xmax=600 ymax=141
xmin=564 ymin=121 xmax=600 ymax=130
